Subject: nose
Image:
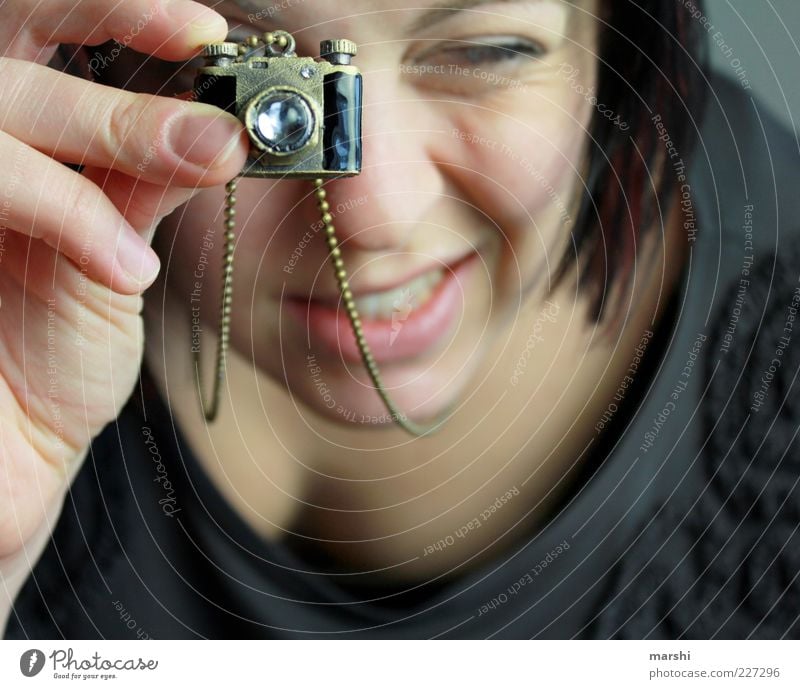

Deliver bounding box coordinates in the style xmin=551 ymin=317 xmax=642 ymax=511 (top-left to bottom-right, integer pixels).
xmin=318 ymin=66 xmax=445 ymax=253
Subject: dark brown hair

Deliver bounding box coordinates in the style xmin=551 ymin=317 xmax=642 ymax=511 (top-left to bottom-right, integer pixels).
xmin=550 ymin=0 xmax=709 ymax=328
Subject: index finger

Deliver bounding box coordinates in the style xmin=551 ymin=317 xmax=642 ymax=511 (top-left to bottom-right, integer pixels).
xmin=3 ymin=0 xmax=228 ymax=62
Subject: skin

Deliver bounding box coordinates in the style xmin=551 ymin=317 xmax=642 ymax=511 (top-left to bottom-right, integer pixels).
xmin=0 ymin=1 xmax=688 ymax=633
xmin=141 ymin=0 xmax=687 ymax=582
xmin=0 ymin=0 xmax=251 ymax=632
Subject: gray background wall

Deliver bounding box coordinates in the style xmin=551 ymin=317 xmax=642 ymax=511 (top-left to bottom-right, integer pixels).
xmin=706 ymin=0 xmax=800 ymax=132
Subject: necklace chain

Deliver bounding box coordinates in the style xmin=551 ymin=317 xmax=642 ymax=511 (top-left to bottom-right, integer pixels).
xmin=193 ymin=31 xmax=456 ymax=436
xmin=310 ymin=179 xmax=455 ymax=436
xmin=192 ymin=179 xmax=237 ymax=423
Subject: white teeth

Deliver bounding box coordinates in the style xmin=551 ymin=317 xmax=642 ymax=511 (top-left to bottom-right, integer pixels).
xmin=353 ymin=269 xmax=444 ymax=321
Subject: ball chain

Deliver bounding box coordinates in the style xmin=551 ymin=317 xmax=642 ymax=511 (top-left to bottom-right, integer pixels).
xmin=193 ymin=179 xmax=237 ymax=422
xmin=193 ymin=31 xmax=455 ymax=436
xmin=310 ymin=179 xmax=453 ymax=437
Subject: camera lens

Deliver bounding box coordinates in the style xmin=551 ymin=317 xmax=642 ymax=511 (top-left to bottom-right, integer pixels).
xmin=250 ymin=91 xmax=315 ymax=154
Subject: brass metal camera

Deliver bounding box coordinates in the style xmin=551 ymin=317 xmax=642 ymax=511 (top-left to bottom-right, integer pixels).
xmin=192 ymin=32 xmax=444 ymax=435
xmin=194 ymin=32 xmax=362 ymax=179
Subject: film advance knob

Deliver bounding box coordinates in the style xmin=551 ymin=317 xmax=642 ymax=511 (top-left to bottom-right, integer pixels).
xmin=320 ymin=38 xmax=358 ymax=65
xmin=201 ymin=42 xmax=240 ymax=65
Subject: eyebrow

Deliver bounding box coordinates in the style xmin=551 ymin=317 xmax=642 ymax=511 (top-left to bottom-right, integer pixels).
xmin=407 ymin=0 xmax=543 ymax=34
xmin=231 ymin=0 xmax=559 ymax=32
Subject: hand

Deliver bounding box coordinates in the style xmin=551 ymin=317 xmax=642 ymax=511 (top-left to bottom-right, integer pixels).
xmin=0 ymin=0 xmax=248 ymax=567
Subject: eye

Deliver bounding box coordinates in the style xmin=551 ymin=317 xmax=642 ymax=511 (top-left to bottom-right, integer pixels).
xmin=420 ymin=38 xmax=545 ymax=68
xmin=404 ymin=36 xmax=546 ymax=95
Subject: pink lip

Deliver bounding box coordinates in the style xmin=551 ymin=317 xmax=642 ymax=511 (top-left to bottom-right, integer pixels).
xmin=284 ymin=250 xmax=480 ymax=364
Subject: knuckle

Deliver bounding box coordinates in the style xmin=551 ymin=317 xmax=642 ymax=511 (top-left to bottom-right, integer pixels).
xmin=120 ymin=189 xmax=158 ymax=229
xmin=104 ymin=96 xmax=145 ymax=162
xmin=0 ymin=57 xmax=23 ymax=108
xmin=68 ymin=181 xmax=104 ymax=243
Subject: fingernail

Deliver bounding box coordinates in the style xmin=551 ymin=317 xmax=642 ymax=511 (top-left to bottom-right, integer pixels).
xmin=116 ymin=228 xmax=161 ymax=287
xmin=164 ymin=0 xmax=228 ymax=35
xmin=169 ymin=109 xmax=244 ymax=168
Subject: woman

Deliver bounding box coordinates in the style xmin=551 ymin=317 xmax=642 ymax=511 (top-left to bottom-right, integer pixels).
xmin=3 ymin=0 xmax=799 ymax=639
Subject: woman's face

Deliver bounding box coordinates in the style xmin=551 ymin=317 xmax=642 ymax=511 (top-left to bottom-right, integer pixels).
xmin=141 ymin=0 xmax=599 ymax=426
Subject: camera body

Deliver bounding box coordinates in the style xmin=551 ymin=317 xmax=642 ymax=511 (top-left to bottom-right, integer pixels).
xmin=194 ymin=37 xmax=362 ymax=179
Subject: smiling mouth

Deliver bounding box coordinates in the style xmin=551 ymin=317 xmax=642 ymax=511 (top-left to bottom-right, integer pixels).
xmin=284 ymin=249 xmax=481 ymax=364
xmin=294 ymin=249 xmax=478 ymax=318
xmin=323 ymin=266 xmax=446 ymax=320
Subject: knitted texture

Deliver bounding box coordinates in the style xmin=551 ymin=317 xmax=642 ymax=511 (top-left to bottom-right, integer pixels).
xmin=592 ymin=240 xmax=800 ymax=639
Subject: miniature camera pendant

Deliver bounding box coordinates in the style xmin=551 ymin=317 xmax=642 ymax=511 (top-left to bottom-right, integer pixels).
xmin=195 ymin=30 xmax=361 ymax=177
xmin=192 ymin=31 xmax=457 ymax=437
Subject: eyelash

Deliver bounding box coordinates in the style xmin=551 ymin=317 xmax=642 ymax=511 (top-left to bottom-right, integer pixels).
xmin=415 ymin=39 xmax=545 ymax=68
xmin=218 ymin=19 xmax=547 ymax=67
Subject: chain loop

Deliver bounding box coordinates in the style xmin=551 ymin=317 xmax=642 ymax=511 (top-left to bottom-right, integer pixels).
xmin=193 ymin=31 xmax=457 ymax=435
xmin=311 ymin=179 xmax=457 ymax=436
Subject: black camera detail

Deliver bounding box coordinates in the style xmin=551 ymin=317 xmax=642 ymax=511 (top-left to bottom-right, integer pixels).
xmin=194 ymin=36 xmax=362 ymax=180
